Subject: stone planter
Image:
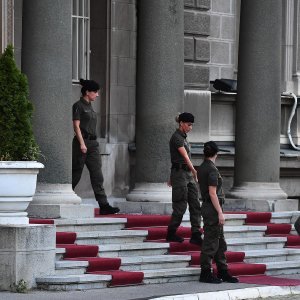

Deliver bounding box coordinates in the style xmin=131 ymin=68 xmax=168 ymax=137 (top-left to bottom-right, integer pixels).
xmin=0 ymin=161 xmax=44 ymax=225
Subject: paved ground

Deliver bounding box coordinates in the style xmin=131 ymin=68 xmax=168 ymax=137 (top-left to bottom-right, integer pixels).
xmin=1 ymin=275 xmax=300 ymax=300
xmin=0 ymin=281 xmax=260 ymax=300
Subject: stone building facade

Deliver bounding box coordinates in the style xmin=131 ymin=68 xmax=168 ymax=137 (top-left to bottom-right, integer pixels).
xmin=1 ymin=0 xmax=300 ymax=213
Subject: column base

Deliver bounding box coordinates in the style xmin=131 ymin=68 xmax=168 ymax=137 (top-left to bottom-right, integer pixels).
xmin=0 ymin=224 xmax=55 ymax=290
xmin=32 ymin=183 xmax=81 ymax=205
xmin=126 ymin=183 xmax=172 ymax=203
xmin=226 ymin=182 xmax=292 ymax=211
xmin=227 ymin=182 xmax=288 ymax=200
xmin=27 ymin=204 xmax=94 ymax=219
xmin=224 ymin=198 xmax=299 ymax=212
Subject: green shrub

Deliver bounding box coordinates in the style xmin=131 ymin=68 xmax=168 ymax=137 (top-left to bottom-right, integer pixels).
xmin=0 ymin=45 xmax=40 ymax=161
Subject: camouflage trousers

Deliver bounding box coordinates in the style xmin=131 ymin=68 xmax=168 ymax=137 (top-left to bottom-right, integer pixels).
xmin=200 ymin=200 xmax=228 ymax=272
xmin=168 ymin=168 xmax=201 ymax=234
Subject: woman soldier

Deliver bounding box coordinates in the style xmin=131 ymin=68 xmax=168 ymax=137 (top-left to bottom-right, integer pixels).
xmin=197 ymin=141 xmax=238 ymax=283
xmin=166 ymin=112 xmax=202 ymax=245
xmin=72 ymin=79 xmax=119 ymax=215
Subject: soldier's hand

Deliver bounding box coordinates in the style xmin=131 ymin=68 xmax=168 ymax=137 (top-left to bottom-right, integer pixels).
xmin=80 ymin=144 xmax=87 ymax=154
xmin=218 ymin=212 xmax=225 ymax=225
xmin=167 ymin=179 xmax=172 ymax=187
xmin=192 ymin=169 xmax=198 ymax=182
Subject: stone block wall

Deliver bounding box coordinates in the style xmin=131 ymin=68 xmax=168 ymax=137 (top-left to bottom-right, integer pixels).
xmin=209 ymin=0 xmax=238 ymax=81
xmin=184 ymin=0 xmax=210 ymax=89
xmin=109 ymin=0 xmax=136 ymax=144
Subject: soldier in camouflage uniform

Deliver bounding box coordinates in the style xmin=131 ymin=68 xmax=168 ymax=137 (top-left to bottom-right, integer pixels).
xmin=166 ymin=112 xmax=202 ymax=245
xmin=72 ymin=79 xmax=119 ymax=215
xmin=197 ymin=141 xmax=238 ymax=284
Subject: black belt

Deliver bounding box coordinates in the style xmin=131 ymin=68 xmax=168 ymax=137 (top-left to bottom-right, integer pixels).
xmin=172 ymin=163 xmax=190 ymax=171
xmin=82 ymin=133 xmax=97 ymax=140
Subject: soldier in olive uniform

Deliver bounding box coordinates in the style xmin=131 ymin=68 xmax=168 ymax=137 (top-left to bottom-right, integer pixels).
xmin=166 ymin=112 xmax=202 ymax=245
xmin=197 ymin=141 xmax=238 ymax=283
xmin=72 ymin=79 xmax=119 ymax=215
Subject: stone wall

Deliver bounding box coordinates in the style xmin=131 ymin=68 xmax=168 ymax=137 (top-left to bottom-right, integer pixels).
xmin=184 ymin=0 xmax=210 ymax=89
xmin=208 ymin=0 xmax=238 ymax=81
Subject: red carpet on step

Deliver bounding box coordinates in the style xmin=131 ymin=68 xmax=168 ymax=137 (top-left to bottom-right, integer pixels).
xmin=169 ymin=240 xmax=201 ymax=253
xmin=56 ymin=232 xmax=77 ymax=244
xmin=187 ymin=251 xmax=245 ymax=266
xmin=244 ymin=212 xmax=272 ymax=224
xmin=94 ymin=209 xmax=171 ymax=228
xmin=66 ymin=257 xmax=121 ymax=272
xmin=239 ymin=275 xmax=300 ymax=286
xmin=63 ymin=245 xmax=99 ymax=258
xmin=29 ymin=218 xmax=54 ymax=224
xmin=267 ymin=234 xmax=300 ymax=246
xmin=224 ymin=212 xmax=272 ymax=223
xmin=212 ymin=263 xmax=266 ymax=276
xmin=87 ymin=270 xmax=144 ymax=286
xmin=145 ymin=226 xmax=191 ymax=240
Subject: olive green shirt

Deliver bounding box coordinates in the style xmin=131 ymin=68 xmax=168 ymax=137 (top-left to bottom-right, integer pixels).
xmin=72 ymin=97 xmax=97 ymax=136
xmin=169 ymin=129 xmax=191 ymax=164
xmin=197 ymin=159 xmax=224 ymax=201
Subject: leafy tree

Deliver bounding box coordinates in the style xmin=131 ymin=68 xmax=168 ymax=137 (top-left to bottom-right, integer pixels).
xmin=0 ymin=45 xmax=39 ymax=160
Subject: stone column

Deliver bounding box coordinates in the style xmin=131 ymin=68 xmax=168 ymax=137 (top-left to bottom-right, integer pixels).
xmin=126 ymin=0 xmax=184 ymax=206
xmin=228 ymin=0 xmax=289 ymax=211
xmin=22 ymin=0 xmax=92 ymax=218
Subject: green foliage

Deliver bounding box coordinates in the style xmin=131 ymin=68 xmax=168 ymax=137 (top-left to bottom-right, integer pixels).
xmin=10 ymin=279 xmax=28 ymax=293
xmin=0 ymin=45 xmax=40 ymax=161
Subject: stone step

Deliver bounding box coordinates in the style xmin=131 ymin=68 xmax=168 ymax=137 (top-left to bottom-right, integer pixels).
xmin=223 ymin=225 xmax=267 ymax=239
xmin=271 ymin=212 xmax=300 ymax=224
xmin=99 ymin=242 xmax=170 ymax=258
xmin=265 ymin=260 xmax=300 ymax=275
xmin=75 ymin=230 xmax=148 ymax=245
xmin=36 ymin=274 xmax=111 ymax=291
xmin=54 ymin=254 xmax=191 ymax=275
xmin=244 ymin=248 xmax=300 ymax=263
xmin=226 ymin=236 xmax=287 ymax=251
xmin=182 ymin=213 xmax=247 ymax=227
xmin=120 ymin=254 xmax=191 ymax=271
xmin=55 ymin=260 xmax=88 ymax=276
xmin=54 ymin=218 xmax=127 ymax=232
xmin=55 ymin=242 xmax=170 ymax=260
xmin=143 ymin=267 xmax=200 ymax=284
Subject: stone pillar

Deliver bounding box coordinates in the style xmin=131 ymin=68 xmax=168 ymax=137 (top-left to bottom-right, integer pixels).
xmin=22 ymin=0 xmax=92 ymax=218
xmin=0 ymin=225 xmax=55 ymax=290
xmin=126 ymin=0 xmax=184 ymax=205
xmin=228 ymin=0 xmax=289 ymax=211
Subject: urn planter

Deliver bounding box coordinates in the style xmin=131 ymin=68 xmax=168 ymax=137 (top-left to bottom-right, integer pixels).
xmin=0 ymin=161 xmax=44 ymax=225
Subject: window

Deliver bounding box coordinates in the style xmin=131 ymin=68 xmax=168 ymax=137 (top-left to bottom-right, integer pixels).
xmin=72 ymin=0 xmax=90 ymax=82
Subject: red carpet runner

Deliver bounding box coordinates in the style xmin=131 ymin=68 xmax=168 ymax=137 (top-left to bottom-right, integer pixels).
xmin=239 ymin=275 xmax=300 ymax=286
xmin=30 ymin=210 xmax=300 ymax=287
xmin=95 ymin=210 xmax=270 ymax=278
xmin=29 ymin=219 xmax=144 ymax=286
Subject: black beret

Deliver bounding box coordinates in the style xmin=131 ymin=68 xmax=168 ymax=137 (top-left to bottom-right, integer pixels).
xmin=204 ymin=141 xmax=219 ymax=154
xmin=178 ymin=112 xmax=194 ymax=123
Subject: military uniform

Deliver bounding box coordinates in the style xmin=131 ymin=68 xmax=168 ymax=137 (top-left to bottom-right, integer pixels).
xmin=72 ymin=97 xmax=108 ymax=206
xmin=197 ymin=159 xmax=227 ymax=273
xmin=168 ymin=129 xmax=201 ymax=236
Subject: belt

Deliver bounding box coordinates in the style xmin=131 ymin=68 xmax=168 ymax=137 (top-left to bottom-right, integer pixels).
xmin=82 ymin=133 xmax=97 ymax=140
xmin=171 ymin=163 xmax=190 ymax=171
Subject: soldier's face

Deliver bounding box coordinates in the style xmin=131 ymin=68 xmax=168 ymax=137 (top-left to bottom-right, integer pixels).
xmin=181 ymin=122 xmax=193 ymax=133
xmin=86 ymin=90 xmax=99 ymax=101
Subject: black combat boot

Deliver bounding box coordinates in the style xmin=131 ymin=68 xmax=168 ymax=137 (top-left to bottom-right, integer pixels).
xmin=100 ymin=204 xmax=120 ymax=215
xmin=189 ymin=231 xmax=203 ymax=246
xmin=217 ymin=269 xmax=239 ymax=283
xmin=199 ymin=269 xmax=222 ymax=284
xmin=166 ymin=229 xmax=184 ymax=243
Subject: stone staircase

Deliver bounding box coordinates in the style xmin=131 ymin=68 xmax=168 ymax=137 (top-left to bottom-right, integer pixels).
xmin=35 ymin=211 xmax=300 ymax=291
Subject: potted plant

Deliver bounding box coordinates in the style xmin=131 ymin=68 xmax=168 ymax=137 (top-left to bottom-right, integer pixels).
xmin=0 ymin=45 xmax=43 ymax=225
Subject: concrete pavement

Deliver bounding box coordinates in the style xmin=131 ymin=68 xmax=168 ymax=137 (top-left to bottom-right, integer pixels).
xmin=1 ymin=275 xmax=300 ymax=300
